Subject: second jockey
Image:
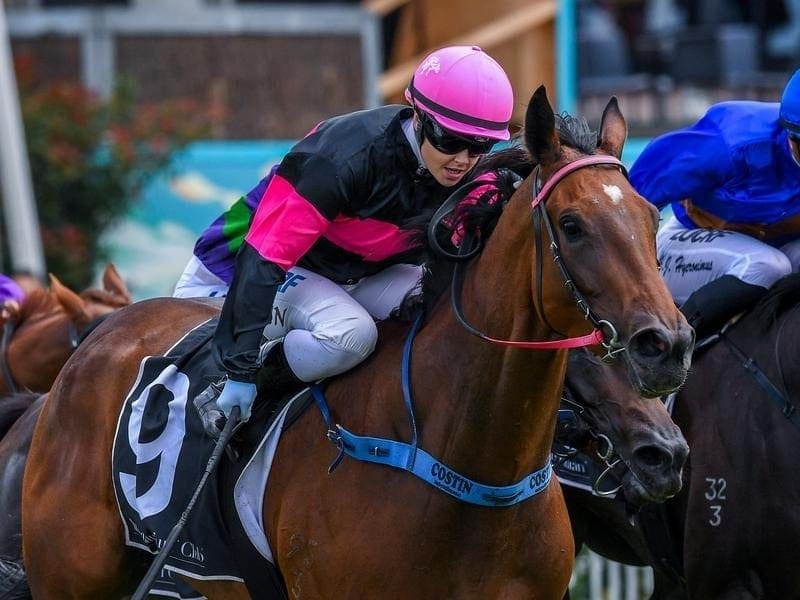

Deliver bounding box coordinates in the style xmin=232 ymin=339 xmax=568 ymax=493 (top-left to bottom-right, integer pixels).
xmin=630 ymin=68 xmax=800 ymax=339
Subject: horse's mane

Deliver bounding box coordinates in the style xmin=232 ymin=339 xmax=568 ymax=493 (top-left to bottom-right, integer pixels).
xmin=397 ymin=113 xmax=599 ymax=320
xmin=745 ymin=273 xmax=800 ymax=330
xmin=80 ymin=287 xmax=130 ymax=308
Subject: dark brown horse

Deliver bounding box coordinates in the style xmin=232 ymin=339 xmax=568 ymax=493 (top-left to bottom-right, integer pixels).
xmin=0 ymin=391 xmax=42 ymax=599
xmin=557 ymin=349 xmax=688 ymax=600
xmin=559 ymin=353 xmax=689 ymax=600
xmin=564 ymin=273 xmax=800 ymax=599
xmin=22 ymin=87 xmax=693 ymax=599
xmin=559 ymin=349 xmax=688 ymax=508
xmin=0 ymin=264 xmax=132 ymax=395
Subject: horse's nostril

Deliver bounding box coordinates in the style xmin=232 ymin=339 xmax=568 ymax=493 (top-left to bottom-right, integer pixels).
xmin=633 ymin=445 xmax=671 ymax=470
xmin=630 ymin=329 xmax=670 ymax=359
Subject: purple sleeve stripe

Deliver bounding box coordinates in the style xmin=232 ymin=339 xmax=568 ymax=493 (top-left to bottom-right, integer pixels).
xmin=0 ymin=274 xmax=25 ymax=303
xmin=193 ymin=167 xmax=279 ymax=283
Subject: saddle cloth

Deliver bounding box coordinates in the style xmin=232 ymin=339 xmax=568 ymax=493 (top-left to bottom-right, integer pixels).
xmin=111 ymin=318 xmax=304 ymax=599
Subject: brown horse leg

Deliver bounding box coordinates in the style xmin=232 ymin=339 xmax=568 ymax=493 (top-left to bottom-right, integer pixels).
xmin=23 ymin=402 xmax=147 ymax=597
xmin=23 ymin=479 xmax=145 ymax=598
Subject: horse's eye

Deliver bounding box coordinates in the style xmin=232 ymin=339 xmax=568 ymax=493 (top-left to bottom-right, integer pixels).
xmin=559 ymin=216 xmax=583 ymax=241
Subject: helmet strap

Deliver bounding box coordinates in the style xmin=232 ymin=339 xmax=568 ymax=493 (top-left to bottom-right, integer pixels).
xmin=413 ymin=109 xmax=425 ymax=148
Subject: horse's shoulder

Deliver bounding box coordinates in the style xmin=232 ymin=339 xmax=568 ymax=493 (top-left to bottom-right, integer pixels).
xmin=108 ymin=296 xmax=221 ymax=321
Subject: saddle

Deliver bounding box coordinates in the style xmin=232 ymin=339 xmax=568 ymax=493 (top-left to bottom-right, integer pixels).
xmin=111 ymin=318 xmax=313 ymax=600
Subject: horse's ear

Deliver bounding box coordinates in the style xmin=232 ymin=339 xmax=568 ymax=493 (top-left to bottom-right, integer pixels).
xmin=49 ymin=274 xmax=87 ymax=321
xmin=524 ymin=85 xmax=561 ymax=166
xmin=102 ymin=263 xmax=132 ymax=304
xmin=597 ymin=96 xmax=627 ymax=159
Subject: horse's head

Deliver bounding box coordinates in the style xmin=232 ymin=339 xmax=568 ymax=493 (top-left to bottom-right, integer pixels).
xmin=50 ymin=263 xmax=132 ymax=331
xmin=509 ymin=86 xmax=693 ymax=396
xmin=1 ymin=264 xmax=131 ymax=394
xmin=562 ymin=349 xmax=688 ymax=504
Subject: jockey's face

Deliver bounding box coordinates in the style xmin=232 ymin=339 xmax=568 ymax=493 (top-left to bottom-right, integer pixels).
xmin=414 ymin=112 xmax=484 ymax=187
xmin=420 ymin=142 xmax=480 ymax=187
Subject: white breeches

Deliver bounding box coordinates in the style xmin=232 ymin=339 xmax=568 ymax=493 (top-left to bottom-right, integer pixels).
xmin=173 ymin=257 xmax=422 ymax=381
xmin=657 ymin=216 xmax=800 ymax=304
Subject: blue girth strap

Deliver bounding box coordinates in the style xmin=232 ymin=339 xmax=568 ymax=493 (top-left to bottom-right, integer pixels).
xmin=310 ymin=315 xmax=552 ymax=508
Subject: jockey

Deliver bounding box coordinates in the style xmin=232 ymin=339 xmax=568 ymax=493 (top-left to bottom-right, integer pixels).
xmin=175 ymin=45 xmax=514 ymax=426
xmin=629 ymin=68 xmax=800 ymax=339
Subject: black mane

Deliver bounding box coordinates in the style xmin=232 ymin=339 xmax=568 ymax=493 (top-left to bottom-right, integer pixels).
xmin=746 ymin=273 xmax=800 ymax=331
xmin=395 ymin=113 xmax=600 ymax=321
xmin=553 ymin=112 xmax=598 ymax=155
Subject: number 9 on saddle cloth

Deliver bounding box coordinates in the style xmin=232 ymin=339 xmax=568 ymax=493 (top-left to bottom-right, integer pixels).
xmin=112 ymin=318 xmax=304 ymax=598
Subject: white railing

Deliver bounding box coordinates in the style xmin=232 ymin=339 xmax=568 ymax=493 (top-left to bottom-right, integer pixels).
xmin=570 ymin=550 xmax=654 ymax=600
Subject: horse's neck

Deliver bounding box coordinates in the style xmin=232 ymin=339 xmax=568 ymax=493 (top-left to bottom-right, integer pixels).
xmin=412 ymin=224 xmax=565 ymax=483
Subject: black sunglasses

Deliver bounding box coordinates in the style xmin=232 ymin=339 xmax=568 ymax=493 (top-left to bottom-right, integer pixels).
xmin=417 ymin=111 xmax=496 ymax=157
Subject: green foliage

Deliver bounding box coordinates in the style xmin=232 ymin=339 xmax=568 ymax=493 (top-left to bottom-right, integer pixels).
xmin=2 ymin=54 xmax=218 ymax=288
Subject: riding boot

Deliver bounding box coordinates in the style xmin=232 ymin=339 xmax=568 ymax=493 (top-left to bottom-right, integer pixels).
xmin=680 ymin=275 xmax=768 ymax=340
xmin=255 ymin=341 xmax=305 ymax=405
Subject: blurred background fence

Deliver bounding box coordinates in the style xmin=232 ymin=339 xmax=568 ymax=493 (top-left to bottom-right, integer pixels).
xmin=2 ymin=0 xmax=797 ymax=295
xmin=572 ymin=549 xmax=654 ymax=599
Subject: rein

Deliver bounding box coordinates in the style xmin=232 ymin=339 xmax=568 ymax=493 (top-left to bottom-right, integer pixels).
xmin=719 ymin=316 xmax=800 ymax=434
xmin=1 ymin=319 xmax=19 ymax=393
xmin=432 ymin=156 xmax=627 ymax=357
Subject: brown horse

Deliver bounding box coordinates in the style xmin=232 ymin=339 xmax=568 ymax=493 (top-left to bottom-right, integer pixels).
xmin=564 ymin=273 xmax=800 ymax=599
xmin=22 ymin=86 xmax=693 ymax=599
xmin=0 ymin=264 xmax=132 ymax=395
xmin=0 ymin=351 xmax=686 ymax=600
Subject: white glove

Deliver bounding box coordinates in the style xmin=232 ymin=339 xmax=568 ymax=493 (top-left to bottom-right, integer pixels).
xmin=216 ymin=379 xmax=258 ymax=421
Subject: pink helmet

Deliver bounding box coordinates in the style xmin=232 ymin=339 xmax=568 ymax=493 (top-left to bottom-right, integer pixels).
xmin=405 ymin=45 xmax=513 ymax=141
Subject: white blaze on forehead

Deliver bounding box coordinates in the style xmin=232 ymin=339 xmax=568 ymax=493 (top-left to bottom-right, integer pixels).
xmin=603 ymin=184 xmax=623 ymax=204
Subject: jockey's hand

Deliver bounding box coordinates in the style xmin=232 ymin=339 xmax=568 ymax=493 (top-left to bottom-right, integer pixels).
xmin=1 ymin=299 xmax=19 ymax=320
xmin=217 ymin=379 xmax=258 ymax=422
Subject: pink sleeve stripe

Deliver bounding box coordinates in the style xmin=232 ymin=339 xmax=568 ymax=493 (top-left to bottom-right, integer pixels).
xmin=244 ymin=173 xmax=330 ymax=271
xmin=324 ymin=216 xmax=417 ymax=262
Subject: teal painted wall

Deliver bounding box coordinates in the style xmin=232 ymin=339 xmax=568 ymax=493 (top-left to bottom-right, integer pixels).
xmin=104 ymin=140 xmax=294 ymax=299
